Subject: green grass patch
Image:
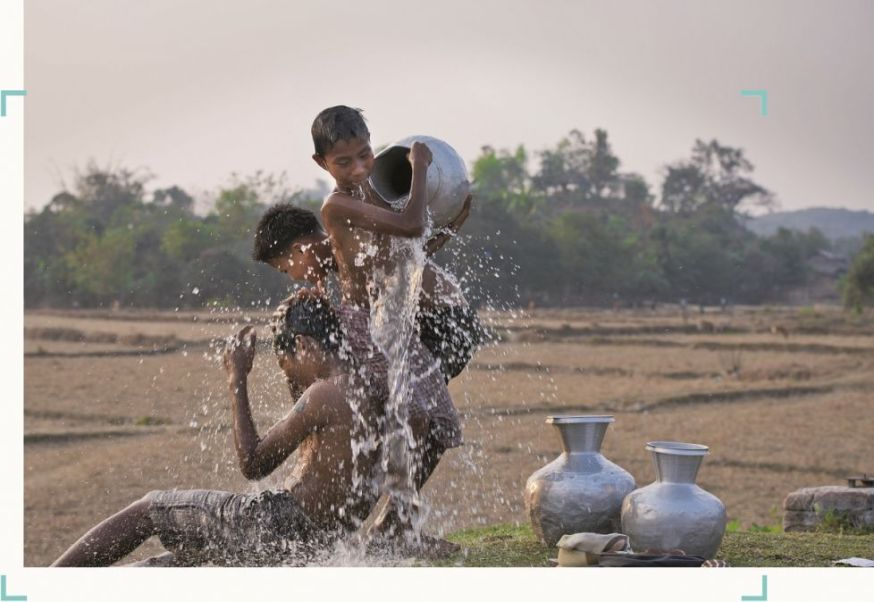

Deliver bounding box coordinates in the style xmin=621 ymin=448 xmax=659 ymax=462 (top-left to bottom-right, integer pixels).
xmin=815 ymin=508 xmax=874 ymax=536
xmin=440 ymin=524 xmax=874 ymax=567
xmin=133 ymin=415 xmax=171 ymax=426
xmin=439 ymin=524 xmax=552 ymax=567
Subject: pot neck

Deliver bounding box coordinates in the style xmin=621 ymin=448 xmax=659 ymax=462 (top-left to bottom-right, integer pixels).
xmin=651 ymin=451 xmax=703 ymax=484
xmin=552 ymin=421 xmax=609 ymax=454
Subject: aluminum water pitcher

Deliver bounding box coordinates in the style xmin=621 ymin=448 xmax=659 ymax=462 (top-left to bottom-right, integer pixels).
xmin=369 ymin=135 xmax=470 ymax=229
xmin=621 ymin=441 xmax=727 ymax=558
xmin=525 ymin=415 xmax=636 ymax=547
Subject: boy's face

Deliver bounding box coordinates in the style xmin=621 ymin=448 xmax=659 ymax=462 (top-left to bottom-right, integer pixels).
xmin=277 ymin=337 xmax=327 ymax=389
xmin=267 ymin=237 xmax=328 ymax=284
xmin=313 ymin=137 xmax=374 ymax=190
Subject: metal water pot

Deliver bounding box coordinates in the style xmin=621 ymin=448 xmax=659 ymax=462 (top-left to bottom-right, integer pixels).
xmin=369 ymin=135 xmax=470 ymax=229
xmin=525 ymin=415 xmax=636 ymax=547
xmin=621 ymin=441 xmax=727 ymax=558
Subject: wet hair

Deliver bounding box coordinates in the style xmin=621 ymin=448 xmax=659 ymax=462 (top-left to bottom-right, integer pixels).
xmin=271 ymin=294 xmax=342 ymax=356
xmin=311 ymin=105 xmax=370 ymax=157
xmin=252 ymin=204 xmax=322 ymax=263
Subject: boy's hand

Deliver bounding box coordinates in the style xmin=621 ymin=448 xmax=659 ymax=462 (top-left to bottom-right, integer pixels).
xmin=423 ymin=194 xmax=473 ymax=256
xmin=447 ymin=193 xmax=473 ymax=234
xmin=408 ymin=141 xmax=433 ymax=168
xmin=224 ymin=325 xmax=257 ymax=381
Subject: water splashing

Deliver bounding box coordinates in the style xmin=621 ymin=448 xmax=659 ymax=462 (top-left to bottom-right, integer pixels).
xmin=369 ymin=231 xmax=431 ymax=543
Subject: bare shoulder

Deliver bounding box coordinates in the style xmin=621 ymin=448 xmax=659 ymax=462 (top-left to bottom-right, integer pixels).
xmin=302 ymin=378 xmax=342 ymax=404
xmin=321 ymin=191 xmax=357 ymax=215
xmin=299 ymin=378 xmax=348 ymax=420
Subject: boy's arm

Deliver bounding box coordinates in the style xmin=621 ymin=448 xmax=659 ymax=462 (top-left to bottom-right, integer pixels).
xmin=223 ymin=326 xmax=330 ymax=480
xmin=321 ymin=141 xmax=432 ymax=238
xmin=425 ymin=194 xmax=472 ymax=256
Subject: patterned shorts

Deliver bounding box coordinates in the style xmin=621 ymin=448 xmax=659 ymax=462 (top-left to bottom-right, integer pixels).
xmin=144 ymin=489 xmax=322 ymax=566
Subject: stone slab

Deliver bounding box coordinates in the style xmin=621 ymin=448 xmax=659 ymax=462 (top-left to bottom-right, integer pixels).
xmin=782 ymin=485 xmax=874 ymax=532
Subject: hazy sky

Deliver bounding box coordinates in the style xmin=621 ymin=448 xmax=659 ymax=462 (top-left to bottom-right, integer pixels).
xmin=25 ymin=0 xmax=874 ymax=213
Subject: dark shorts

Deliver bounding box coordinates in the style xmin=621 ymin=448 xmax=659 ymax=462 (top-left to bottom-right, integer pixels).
xmin=417 ymin=305 xmax=488 ymax=382
xmin=144 ymin=489 xmax=322 ymax=566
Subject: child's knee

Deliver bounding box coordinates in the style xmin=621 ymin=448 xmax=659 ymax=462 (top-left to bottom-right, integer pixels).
xmin=136 ymin=490 xmax=163 ymax=513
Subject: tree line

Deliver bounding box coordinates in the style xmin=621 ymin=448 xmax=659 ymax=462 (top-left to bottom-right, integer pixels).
xmin=24 ymin=130 xmax=869 ymax=310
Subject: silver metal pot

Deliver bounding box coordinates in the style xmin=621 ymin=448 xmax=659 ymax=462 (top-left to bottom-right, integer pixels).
xmin=621 ymin=441 xmax=727 ymax=558
xmin=524 ymin=415 xmax=636 ymax=547
xmin=369 ymin=135 xmax=470 ymax=229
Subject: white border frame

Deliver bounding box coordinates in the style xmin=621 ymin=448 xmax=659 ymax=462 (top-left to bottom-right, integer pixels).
xmin=3 ymin=1 xmax=872 ymax=600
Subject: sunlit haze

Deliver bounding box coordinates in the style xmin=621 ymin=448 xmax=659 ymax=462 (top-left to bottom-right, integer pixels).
xmin=25 ymin=0 xmax=874 ymax=213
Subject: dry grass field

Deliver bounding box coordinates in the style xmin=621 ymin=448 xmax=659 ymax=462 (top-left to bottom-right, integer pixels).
xmin=23 ymin=305 xmax=874 ymax=566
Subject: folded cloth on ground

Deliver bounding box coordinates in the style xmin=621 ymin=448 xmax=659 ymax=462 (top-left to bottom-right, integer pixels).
xmin=555 ymin=533 xmax=629 ymax=567
xmin=556 ymin=532 xmax=629 ymax=553
xmin=832 ymin=557 xmax=874 ymax=567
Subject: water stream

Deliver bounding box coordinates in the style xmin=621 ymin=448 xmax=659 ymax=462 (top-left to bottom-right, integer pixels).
xmin=369 ymin=233 xmax=430 ymax=543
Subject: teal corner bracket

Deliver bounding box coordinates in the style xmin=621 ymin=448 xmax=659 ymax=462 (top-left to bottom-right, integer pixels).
xmin=741 ymin=574 xmax=768 ymax=602
xmin=740 ymin=89 xmax=768 ymax=116
xmin=0 ymin=575 xmax=27 ymax=601
xmin=0 ymin=89 xmax=27 ymax=117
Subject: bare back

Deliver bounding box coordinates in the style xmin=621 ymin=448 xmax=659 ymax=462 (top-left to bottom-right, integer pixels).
xmin=282 ymin=375 xmax=382 ymax=531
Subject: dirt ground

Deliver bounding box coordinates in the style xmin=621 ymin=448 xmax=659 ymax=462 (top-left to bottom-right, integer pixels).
xmin=23 ymin=304 xmax=874 ymax=566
